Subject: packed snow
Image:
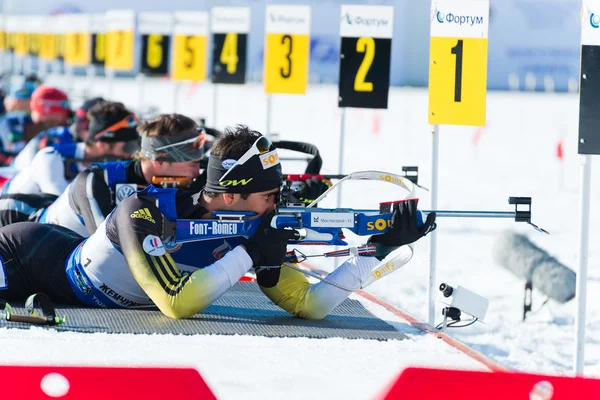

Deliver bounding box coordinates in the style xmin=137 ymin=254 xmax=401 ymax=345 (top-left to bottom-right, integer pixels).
xmin=1 ymin=75 xmax=598 ymax=398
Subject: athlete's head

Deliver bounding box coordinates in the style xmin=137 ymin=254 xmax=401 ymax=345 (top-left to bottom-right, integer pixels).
xmin=4 ymin=81 xmax=37 ymax=113
xmin=86 ymin=101 xmax=140 ymax=159
xmin=72 ymin=97 xmax=106 ymax=142
xmin=203 ymin=125 xmax=281 ymax=216
xmin=30 ymin=85 xmax=70 ymax=125
xmin=138 ymin=113 xmax=206 ymax=183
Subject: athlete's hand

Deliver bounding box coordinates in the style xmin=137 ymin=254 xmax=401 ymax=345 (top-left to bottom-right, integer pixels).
xmin=243 ymin=212 xmax=299 ymax=267
xmin=292 ymin=177 xmax=332 ymax=205
xmin=368 ymin=199 xmax=436 ymax=258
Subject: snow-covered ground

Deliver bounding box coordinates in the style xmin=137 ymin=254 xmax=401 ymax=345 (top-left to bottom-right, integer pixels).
xmin=2 ymin=75 xmax=598 ymax=397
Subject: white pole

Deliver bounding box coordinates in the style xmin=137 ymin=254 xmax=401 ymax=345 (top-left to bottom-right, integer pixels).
xmin=65 ymin=64 xmax=74 ymax=97
xmin=172 ymin=80 xmax=181 ymax=113
xmin=86 ymin=65 xmax=96 ymax=98
xmin=212 ymin=83 xmax=218 ymax=127
xmin=574 ymin=154 xmax=591 ymax=376
xmin=336 ymin=107 xmax=347 ymax=208
xmin=106 ymin=68 xmax=115 ymax=100
xmin=37 ymin=58 xmax=45 ymax=81
xmin=428 ymin=123 xmax=440 ymax=326
xmin=265 ymin=94 xmax=272 ymax=135
xmin=25 ymin=54 xmax=33 ymax=76
xmin=137 ymin=73 xmax=145 ymax=110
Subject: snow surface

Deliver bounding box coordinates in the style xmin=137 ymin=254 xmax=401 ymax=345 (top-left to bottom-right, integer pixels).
xmin=3 ymin=75 xmax=599 ymax=397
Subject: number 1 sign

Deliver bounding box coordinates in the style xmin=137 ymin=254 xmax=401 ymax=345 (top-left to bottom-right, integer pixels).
xmin=428 ymin=0 xmax=489 ymax=126
xmin=425 ymin=0 xmax=489 ymax=327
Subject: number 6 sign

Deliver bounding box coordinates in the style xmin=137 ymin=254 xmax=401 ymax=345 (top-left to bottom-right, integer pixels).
xmin=428 ymin=0 xmax=489 ymax=126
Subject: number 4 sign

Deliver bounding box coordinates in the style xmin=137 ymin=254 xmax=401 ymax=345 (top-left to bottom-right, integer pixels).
xmin=211 ymin=7 xmax=250 ymax=84
xmin=428 ymin=0 xmax=489 ymax=126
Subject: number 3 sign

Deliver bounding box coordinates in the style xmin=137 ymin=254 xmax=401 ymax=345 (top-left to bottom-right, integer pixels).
xmin=428 ymin=0 xmax=489 ymax=126
xmin=264 ymin=5 xmax=311 ymax=95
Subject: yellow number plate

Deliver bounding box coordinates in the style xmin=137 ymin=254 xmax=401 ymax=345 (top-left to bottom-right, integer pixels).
xmin=39 ymin=34 xmax=57 ymax=60
xmin=65 ymin=33 xmax=91 ymax=65
xmin=106 ymin=31 xmax=134 ymax=70
xmin=15 ymin=33 xmax=29 ymax=56
xmin=428 ymin=37 xmax=488 ymax=126
xmin=264 ymin=33 xmax=309 ymax=94
xmin=172 ymin=34 xmax=207 ymax=82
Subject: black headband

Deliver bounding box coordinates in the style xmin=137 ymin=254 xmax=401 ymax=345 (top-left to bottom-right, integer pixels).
xmin=205 ymin=153 xmax=282 ymax=193
xmin=88 ymin=112 xmax=139 ymax=143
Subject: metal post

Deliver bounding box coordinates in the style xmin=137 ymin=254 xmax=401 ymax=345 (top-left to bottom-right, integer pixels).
xmin=106 ymin=68 xmax=115 ymax=100
xmin=25 ymin=54 xmax=33 ymax=76
xmin=428 ymin=124 xmax=440 ymax=326
xmin=37 ymin=58 xmax=45 ymax=81
xmin=265 ymin=94 xmax=272 ymax=135
xmin=137 ymin=73 xmax=145 ymax=110
xmin=212 ymin=83 xmax=218 ymax=127
xmin=86 ymin=65 xmax=96 ymax=98
xmin=65 ymin=64 xmax=74 ymax=96
xmin=574 ymin=154 xmax=591 ymax=375
xmin=172 ymin=80 xmax=181 ymax=113
xmin=336 ymin=107 xmax=347 ymax=208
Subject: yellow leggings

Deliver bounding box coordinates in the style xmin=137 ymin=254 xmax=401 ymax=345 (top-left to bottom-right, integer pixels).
xmin=258 ymin=265 xmax=331 ymax=320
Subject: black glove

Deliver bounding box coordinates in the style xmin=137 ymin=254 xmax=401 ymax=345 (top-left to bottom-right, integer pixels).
xmin=292 ymin=177 xmax=332 ymax=205
xmin=243 ymin=212 xmax=299 ymax=267
xmin=368 ymin=199 xmax=436 ymax=259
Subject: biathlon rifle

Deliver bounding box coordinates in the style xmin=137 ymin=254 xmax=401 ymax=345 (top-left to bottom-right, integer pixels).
xmin=165 ymin=170 xmax=548 ymax=256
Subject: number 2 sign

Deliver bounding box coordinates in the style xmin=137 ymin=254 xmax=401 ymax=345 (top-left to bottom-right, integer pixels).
xmin=428 ymin=0 xmax=489 ymax=126
xmin=338 ymin=5 xmax=394 ymax=109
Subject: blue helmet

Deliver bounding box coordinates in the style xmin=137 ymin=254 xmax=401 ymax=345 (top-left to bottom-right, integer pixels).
xmin=7 ymin=81 xmax=38 ymax=100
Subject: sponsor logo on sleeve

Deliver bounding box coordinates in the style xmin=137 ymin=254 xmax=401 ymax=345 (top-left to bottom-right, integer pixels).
xmin=130 ymin=208 xmax=156 ymax=223
xmin=116 ymin=183 xmax=137 ymax=203
xmin=142 ymin=234 xmax=166 ymax=256
xmin=163 ymin=236 xmax=182 ymax=253
xmin=212 ymin=240 xmax=232 ymax=260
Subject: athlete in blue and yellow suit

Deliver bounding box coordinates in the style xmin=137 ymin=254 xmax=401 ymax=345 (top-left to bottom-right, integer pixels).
xmin=0 ymin=125 xmax=436 ymax=319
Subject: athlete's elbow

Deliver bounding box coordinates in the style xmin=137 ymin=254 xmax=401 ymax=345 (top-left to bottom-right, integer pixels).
xmin=159 ymin=301 xmax=210 ymax=320
xmin=294 ymin=306 xmax=329 ymax=320
xmin=161 ymin=307 xmax=194 ymax=320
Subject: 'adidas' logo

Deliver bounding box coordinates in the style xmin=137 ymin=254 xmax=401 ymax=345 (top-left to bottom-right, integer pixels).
xmin=130 ymin=208 xmax=155 ymax=223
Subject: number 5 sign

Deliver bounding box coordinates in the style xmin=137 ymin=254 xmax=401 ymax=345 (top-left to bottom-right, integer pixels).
xmin=428 ymin=0 xmax=489 ymax=126
xmin=264 ymin=5 xmax=311 ymax=94
xmin=172 ymin=12 xmax=208 ymax=82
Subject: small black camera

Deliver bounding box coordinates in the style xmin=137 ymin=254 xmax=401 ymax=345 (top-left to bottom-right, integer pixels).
xmin=439 ymin=283 xmax=454 ymax=298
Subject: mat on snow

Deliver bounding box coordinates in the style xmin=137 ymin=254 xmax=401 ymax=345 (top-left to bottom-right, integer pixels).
xmin=0 ymin=282 xmax=407 ymax=340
